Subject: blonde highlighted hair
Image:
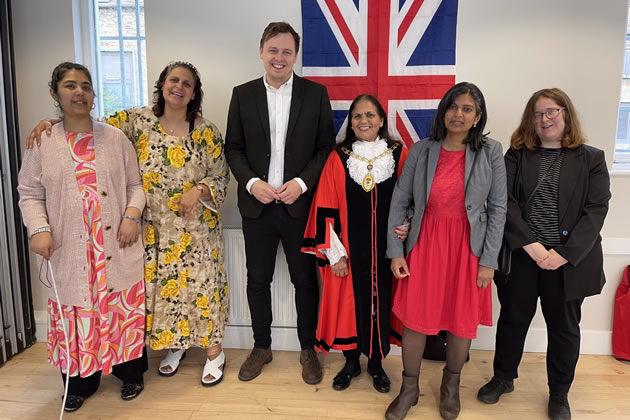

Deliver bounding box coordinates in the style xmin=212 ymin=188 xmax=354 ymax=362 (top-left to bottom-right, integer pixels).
xmin=511 ymin=88 xmax=586 ymax=150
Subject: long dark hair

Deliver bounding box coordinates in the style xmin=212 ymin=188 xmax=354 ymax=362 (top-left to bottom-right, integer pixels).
xmin=430 ymin=82 xmax=488 ymax=151
xmin=337 ymin=94 xmax=400 ymax=151
xmin=152 ymin=61 xmax=203 ymax=122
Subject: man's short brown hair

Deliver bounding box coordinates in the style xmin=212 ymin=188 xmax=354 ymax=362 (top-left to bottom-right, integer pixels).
xmin=260 ymin=22 xmax=300 ymax=54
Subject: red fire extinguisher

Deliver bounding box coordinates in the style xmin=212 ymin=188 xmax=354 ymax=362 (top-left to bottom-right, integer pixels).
xmin=612 ymin=265 xmax=630 ymax=361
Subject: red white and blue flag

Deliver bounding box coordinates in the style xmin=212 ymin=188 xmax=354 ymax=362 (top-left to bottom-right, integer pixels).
xmin=301 ymin=0 xmax=458 ymax=147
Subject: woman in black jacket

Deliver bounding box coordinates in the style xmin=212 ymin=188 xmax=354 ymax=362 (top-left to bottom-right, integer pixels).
xmin=477 ymin=88 xmax=611 ymax=420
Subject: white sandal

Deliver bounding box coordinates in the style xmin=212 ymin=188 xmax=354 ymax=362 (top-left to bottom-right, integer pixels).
xmin=158 ymin=349 xmax=186 ymax=377
xmin=201 ymin=351 xmax=226 ymax=387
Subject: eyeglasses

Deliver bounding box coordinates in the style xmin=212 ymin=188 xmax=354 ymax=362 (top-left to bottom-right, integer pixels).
xmin=534 ymin=108 xmax=565 ymax=121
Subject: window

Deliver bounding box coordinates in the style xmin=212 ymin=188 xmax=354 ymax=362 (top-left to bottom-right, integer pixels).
xmin=615 ymin=1 xmax=630 ymax=170
xmin=94 ymin=0 xmax=148 ymax=116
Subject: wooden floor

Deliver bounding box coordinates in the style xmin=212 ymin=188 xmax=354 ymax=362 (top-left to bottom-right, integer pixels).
xmin=0 ymin=344 xmax=629 ymax=419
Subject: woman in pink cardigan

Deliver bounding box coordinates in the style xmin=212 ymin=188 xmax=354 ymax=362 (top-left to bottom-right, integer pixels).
xmin=18 ymin=62 xmax=147 ymax=412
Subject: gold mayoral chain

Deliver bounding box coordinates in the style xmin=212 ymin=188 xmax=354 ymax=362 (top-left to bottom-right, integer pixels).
xmin=341 ymin=143 xmax=399 ymax=192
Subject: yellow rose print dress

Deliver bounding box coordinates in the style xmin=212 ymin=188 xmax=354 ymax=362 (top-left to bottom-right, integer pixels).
xmin=106 ymin=107 xmax=229 ymax=350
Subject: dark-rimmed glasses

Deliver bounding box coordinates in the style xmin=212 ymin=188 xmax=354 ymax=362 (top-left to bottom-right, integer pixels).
xmin=534 ymin=108 xmax=565 ymax=121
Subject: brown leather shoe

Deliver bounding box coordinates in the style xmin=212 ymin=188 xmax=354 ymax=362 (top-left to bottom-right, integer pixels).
xmin=300 ymin=349 xmax=323 ymax=385
xmin=238 ymin=347 xmax=272 ymax=381
xmin=385 ymin=371 xmax=419 ymax=420
xmin=439 ymin=367 xmax=461 ymax=419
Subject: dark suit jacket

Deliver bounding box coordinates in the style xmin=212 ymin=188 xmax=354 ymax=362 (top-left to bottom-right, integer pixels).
xmin=503 ymin=144 xmax=611 ymax=300
xmin=225 ymin=74 xmax=335 ymax=219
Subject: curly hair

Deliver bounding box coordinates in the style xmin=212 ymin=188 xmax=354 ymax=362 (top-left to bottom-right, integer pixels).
xmin=152 ymin=61 xmax=203 ymax=122
xmin=511 ymin=88 xmax=585 ymax=150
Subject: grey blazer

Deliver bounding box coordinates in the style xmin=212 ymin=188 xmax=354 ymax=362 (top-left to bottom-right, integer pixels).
xmin=386 ymin=137 xmax=507 ymax=269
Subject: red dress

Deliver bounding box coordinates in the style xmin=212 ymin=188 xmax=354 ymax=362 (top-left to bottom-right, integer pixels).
xmin=392 ymin=148 xmax=492 ymax=339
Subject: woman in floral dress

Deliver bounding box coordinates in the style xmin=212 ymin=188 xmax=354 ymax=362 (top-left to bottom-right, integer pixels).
xmin=106 ymin=62 xmax=229 ymax=386
xmin=29 ymin=61 xmax=230 ymax=386
xmin=19 ymin=62 xmax=147 ymax=412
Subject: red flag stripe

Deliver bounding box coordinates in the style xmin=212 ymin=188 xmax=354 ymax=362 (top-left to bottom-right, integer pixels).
xmin=325 ymin=0 xmax=360 ymax=64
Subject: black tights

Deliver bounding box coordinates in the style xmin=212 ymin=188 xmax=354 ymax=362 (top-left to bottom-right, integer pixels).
xmin=341 ymin=349 xmax=385 ymax=375
xmin=401 ymin=327 xmax=471 ymax=376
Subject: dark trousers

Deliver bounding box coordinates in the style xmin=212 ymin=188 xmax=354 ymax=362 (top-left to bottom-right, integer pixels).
xmin=242 ymin=202 xmax=319 ymax=349
xmin=61 ymin=347 xmax=148 ymax=398
xmin=493 ymin=249 xmax=582 ymax=393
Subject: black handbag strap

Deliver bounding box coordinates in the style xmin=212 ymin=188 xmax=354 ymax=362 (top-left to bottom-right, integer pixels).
xmin=523 ymin=148 xmax=564 ymax=206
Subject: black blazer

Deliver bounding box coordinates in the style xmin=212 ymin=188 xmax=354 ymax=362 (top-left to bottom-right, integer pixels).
xmin=503 ymin=144 xmax=611 ymax=300
xmin=225 ymin=74 xmax=335 ymax=219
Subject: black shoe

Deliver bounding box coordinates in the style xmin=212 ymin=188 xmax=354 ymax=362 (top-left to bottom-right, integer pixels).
xmin=121 ymin=382 xmax=144 ymax=400
xmin=477 ymin=377 xmax=514 ymax=404
xmin=63 ymin=395 xmax=85 ymax=412
xmin=367 ymin=366 xmax=391 ymax=393
xmin=548 ymin=392 xmax=571 ymax=420
xmin=332 ymin=365 xmax=361 ymax=391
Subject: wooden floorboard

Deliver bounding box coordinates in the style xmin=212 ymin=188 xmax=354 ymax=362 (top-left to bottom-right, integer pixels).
xmin=0 ymin=343 xmax=629 ymax=419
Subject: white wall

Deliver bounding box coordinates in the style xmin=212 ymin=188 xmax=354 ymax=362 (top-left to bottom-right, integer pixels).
xmin=11 ymin=0 xmax=630 ymax=353
xmin=12 ymin=0 xmax=76 ymax=313
xmin=143 ymin=0 xmax=304 ymax=229
xmin=456 ymin=0 xmax=630 ymax=348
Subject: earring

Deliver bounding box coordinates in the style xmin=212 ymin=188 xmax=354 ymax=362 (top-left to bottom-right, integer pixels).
xmin=91 ymin=103 xmax=96 ymax=110
xmin=53 ymin=102 xmax=60 ymax=108
xmin=473 ymin=122 xmax=477 ymax=128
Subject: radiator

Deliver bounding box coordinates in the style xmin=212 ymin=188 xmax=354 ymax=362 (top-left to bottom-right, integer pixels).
xmin=224 ymin=227 xmax=298 ymax=327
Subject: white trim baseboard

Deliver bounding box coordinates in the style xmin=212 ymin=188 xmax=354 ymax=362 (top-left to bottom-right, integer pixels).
xmin=34 ymin=309 xmax=47 ymax=343
xmin=471 ymin=326 xmax=612 ymax=355
xmin=33 ymin=313 xmax=614 ymax=355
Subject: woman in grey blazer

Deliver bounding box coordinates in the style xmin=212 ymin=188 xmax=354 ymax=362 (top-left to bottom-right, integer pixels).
xmin=384 ymin=82 xmax=507 ymax=420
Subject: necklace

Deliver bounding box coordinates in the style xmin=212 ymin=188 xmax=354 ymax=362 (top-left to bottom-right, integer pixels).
xmin=341 ymin=143 xmax=398 ymax=192
xmin=160 ymin=118 xmax=180 ymax=135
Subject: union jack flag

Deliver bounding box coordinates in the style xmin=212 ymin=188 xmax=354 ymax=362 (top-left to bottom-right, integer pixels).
xmin=301 ymin=0 xmax=458 ymax=147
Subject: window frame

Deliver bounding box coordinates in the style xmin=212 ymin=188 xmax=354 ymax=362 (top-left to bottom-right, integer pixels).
xmin=72 ymin=0 xmax=148 ymax=118
xmin=614 ymin=2 xmax=630 ymax=171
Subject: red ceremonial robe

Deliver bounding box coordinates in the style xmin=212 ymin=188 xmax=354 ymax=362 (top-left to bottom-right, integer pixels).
xmin=302 ymin=144 xmax=407 ymax=357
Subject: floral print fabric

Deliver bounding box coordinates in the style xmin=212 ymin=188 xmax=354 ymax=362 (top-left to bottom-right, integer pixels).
xmin=106 ymin=107 xmax=229 ymax=350
xmin=47 ymin=131 xmax=146 ymax=377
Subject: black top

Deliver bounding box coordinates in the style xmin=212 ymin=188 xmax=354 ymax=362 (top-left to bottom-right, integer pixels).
xmin=527 ymin=148 xmax=564 ymax=247
xmin=502 ymin=144 xmax=610 ymax=300
xmin=224 ymin=74 xmax=335 ymax=219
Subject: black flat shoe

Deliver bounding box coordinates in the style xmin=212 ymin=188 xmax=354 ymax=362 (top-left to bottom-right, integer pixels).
xmin=332 ymin=366 xmax=361 ymax=391
xmin=121 ymin=382 xmax=144 ymax=400
xmin=63 ymin=395 xmax=85 ymax=412
xmin=367 ymin=367 xmax=391 ymax=393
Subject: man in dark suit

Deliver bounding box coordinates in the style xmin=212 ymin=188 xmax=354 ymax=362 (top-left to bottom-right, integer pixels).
xmin=225 ymin=22 xmax=335 ymax=385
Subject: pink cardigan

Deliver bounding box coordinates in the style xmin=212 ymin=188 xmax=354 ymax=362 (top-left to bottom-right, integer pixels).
xmin=18 ymin=121 xmax=145 ymax=307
